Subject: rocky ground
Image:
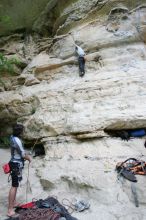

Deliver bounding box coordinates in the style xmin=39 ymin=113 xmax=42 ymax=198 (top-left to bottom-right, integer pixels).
xmin=1 ymin=137 xmax=146 ymax=220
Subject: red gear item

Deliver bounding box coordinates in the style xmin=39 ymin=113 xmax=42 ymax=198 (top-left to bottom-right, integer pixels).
xmin=20 ymin=202 xmax=35 ymax=209
xmin=3 ymin=163 xmax=10 ymax=174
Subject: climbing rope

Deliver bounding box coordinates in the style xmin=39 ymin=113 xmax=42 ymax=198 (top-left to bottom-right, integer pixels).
xmin=31 ymin=138 xmax=39 ymax=155
xmin=25 ymin=137 xmax=42 ymax=203
xmin=135 ymin=0 xmax=143 ymax=40
xmin=62 ymin=198 xmax=75 ymax=214
xmin=135 ymin=1 xmax=146 ymax=56
xmin=25 ymin=162 xmax=31 ymax=203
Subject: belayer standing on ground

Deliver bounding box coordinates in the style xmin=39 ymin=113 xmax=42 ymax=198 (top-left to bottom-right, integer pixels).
xmin=7 ymin=124 xmax=32 ymax=218
xmin=75 ymin=45 xmax=86 ymax=77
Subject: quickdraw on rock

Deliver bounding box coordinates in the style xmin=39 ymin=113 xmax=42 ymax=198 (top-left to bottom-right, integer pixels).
xmin=116 ymin=158 xmax=146 ymax=182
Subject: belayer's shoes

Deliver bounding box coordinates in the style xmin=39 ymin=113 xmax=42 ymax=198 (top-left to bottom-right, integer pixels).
xmin=74 ymin=200 xmax=90 ymax=212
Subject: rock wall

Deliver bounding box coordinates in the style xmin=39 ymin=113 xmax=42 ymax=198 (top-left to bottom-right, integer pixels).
xmin=0 ymin=1 xmax=146 ymax=219
xmin=1 ymin=1 xmax=146 ymax=138
xmin=0 ymin=0 xmax=49 ymax=36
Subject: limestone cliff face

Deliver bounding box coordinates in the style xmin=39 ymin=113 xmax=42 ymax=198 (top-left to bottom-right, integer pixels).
xmin=0 ymin=0 xmax=146 ymax=138
xmin=0 ymin=1 xmax=146 ymax=219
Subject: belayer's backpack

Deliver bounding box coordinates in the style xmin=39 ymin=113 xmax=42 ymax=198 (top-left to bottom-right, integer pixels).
xmin=129 ymin=129 xmax=146 ymax=137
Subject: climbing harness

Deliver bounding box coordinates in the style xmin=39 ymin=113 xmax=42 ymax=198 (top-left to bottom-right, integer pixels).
xmin=116 ymin=158 xmax=146 ymax=178
xmin=116 ymin=158 xmax=145 ymax=207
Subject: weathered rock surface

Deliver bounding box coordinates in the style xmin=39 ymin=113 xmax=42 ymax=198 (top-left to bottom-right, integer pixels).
xmin=1 ymin=3 xmax=146 ymax=137
xmin=39 ymin=137 xmax=146 ymax=220
xmin=0 ymin=0 xmax=49 ymax=36
xmin=0 ymin=1 xmax=146 ymax=219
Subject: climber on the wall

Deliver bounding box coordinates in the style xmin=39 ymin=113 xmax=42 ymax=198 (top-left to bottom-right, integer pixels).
xmin=75 ymin=45 xmax=86 ymax=77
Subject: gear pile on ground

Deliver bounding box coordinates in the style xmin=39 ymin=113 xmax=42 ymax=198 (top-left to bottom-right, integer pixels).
xmin=5 ymin=197 xmax=78 ymax=220
xmin=116 ymin=158 xmax=146 ymax=182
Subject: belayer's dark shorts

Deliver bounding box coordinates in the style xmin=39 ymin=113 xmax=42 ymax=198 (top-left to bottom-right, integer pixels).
xmin=9 ymin=162 xmax=22 ymax=187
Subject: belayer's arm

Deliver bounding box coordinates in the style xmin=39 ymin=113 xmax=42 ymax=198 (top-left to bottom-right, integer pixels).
xmin=15 ymin=137 xmax=32 ymax=163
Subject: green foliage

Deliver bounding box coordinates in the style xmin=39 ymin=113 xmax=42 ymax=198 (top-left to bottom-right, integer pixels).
xmin=0 ymin=53 xmax=20 ymax=75
xmin=0 ymin=77 xmax=5 ymax=86
xmin=0 ymin=136 xmax=10 ymax=148
xmin=0 ymin=15 xmax=12 ymax=25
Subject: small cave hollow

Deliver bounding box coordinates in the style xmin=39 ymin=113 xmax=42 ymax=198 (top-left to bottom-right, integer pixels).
xmin=104 ymin=128 xmax=146 ymax=141
xmin=24 ymin=140 xmax=45 ymax=158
